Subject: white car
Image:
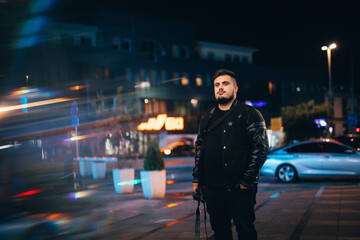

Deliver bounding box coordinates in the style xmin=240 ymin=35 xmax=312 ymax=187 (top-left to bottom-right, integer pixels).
xmin=260 ymin=139 xmax=360 ymax=183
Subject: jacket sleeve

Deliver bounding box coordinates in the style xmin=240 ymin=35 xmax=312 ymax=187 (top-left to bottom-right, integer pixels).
xmin=192 ymin=115 xmax=206 ymax=184
xmin=239 ymin=108 xmax=269 ymax=187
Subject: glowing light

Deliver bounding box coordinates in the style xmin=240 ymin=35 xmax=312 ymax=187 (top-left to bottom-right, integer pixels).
xmin=68 ymin=190 xmax=93 ymax=199
xmin=164 ymin=149 xmax=171 ymax=155
xmin=181 ymin=77 xmax=189 ymax=85
xmin=356 ymin=128 xmax=360 ymax=133
xmin=244 ymin=100 xmax=267 ymax=107
xmin=321 ymin=46 xmax=328 ymax=51
xmin=13 ymin=189 xmax=42 ymax=198
xmin=165 ymin=202 xmax=183 ymax=208
xmin=296 ymin=87 xmax=301 ymax=92
xmin=63 ymin=135 xmax=85 ymax=142
xmin=196 ymin=77 xmax=202 ymax=86
xmin=11 ymin=87 xmax=40 ymax=95
xmin=315 ymin=118 xmax=327 ymax=128
xmin=0 ymin=97 xmax=74 ymax=113
xmin=135 ymin=82 xmax=151 ymax=88
xmin=166 ymin=180 xmax=175 ymax=184
xmin=137 ymin=114 xmax=184 ymax=131
xmin=160 ymin=142 xmax=185 ymax=152
xmin=117 ymin=179 xmax=142 ymax=186
xmin=191 ymin=98 xmax=198 ymax=107
xmin=47 ymin=213 xmax=65 ymax=221
xmin=329 ymin=43 xmax=337 ymax=49
xmin=0 ymin=143 xmax=21 ymax=150
xmin=69 ymin=85 xmax=87 ymax=91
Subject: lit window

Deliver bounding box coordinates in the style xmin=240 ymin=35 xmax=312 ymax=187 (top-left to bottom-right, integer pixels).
xmin=196 ymin=77 xmax=202 ymax=86
xmin=181 ymin=77 xmax=189 ymax=85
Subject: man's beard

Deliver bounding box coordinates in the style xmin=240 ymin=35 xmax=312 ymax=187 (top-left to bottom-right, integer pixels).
xmin=216 ymin=95 xmax=234 ymax=104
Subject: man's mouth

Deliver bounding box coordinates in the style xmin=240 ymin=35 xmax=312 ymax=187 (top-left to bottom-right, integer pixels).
xmin=218 ymin=91 xmax=224 ymax=95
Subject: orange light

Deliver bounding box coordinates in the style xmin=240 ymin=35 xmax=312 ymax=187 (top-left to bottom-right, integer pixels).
xmin=0 ymin=97 xmax=75 ymax=113
xmin=103 ymin=156 xmax=106 ymax=160
xmin=94 ymin=156 xmax=97 ymax=160
xmin=85 ymin=156 xmax=88 ymax=159
xmin=137 ymin=114 xmax=184 ymax=131
xmin=165 ymin=201 xmax=183 ymax=208
xmin=166 ymin=180 xmax=175 ymax=184
xmin=69 ymin=85 xmax=87 ymax=91
xmin=77 ymin=156 xmax=80 ymax=159
xmin=160 ymin=142 xmax=185 ymax=152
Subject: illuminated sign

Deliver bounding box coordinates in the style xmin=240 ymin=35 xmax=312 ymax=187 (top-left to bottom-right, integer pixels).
xmin=137 ymin=114 xmax=184 ymax=131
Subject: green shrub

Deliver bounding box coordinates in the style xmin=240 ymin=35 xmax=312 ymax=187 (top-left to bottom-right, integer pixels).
xmin=143 ymin=142 xmax=164 ymax=171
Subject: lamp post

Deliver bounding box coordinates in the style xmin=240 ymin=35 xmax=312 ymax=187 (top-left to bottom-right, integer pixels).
xmin=321 ymin=43 xmax=337 ymax=105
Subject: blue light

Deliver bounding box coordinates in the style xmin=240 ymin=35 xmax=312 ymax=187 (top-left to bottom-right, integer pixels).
xmin=31 ymin=0 xmax=55 ymax=13
xmin=245 ymin=100 xmax=267 ymax=107
xmin=15 ymin=36 xmax=39 ymax=48
xmin=20 ymin=96 xmax=27 ymax=112
xmin=21 ymin=17 xmax=46 ymax=36
xmin=270 ymin=192 xmax=281 ymax=199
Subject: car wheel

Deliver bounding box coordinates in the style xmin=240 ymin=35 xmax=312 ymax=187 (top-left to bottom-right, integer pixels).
xmin=276 ymin=164 xmax=297 ymax=183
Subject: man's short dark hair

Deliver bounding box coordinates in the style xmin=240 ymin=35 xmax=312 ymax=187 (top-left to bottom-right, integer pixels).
xmin=212 ymin=69 xmax=237 ymax=84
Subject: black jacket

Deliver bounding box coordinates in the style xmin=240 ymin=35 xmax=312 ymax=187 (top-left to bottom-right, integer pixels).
xmin=192 ymin=99 xmax=269 ymax=189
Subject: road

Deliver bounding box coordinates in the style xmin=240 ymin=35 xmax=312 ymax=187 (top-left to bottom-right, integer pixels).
xmin=1 ymin=166 xmax=360 ymax=239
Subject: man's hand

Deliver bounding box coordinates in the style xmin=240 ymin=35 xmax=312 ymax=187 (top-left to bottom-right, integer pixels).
xmin=193 ymin=183 xmax=198 ymax=193
xmin=239 ymin=183 xmax=249 ymax=189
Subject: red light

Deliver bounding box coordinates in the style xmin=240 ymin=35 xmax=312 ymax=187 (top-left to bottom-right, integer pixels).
xmin=85 ymin=156 xmax=88 ymax=159
xmin=13 ymin=189 xmax=42 ymax=198
xmin=112 ymin=156 xmax=115 ymax=159
xmin=103 ymin=156 xmax=106 ymax=160
xmin=94 ymin=156 xmax=97 ymax=160
xmin=356 ymin=128 xmax=360 ymax=133
xmin=77 ymin=156 xmax=80 ymax=159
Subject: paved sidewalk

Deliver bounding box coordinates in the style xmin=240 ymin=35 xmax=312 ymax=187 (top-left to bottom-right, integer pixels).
xmin=72 ymin=174 xmax=360 ymax=240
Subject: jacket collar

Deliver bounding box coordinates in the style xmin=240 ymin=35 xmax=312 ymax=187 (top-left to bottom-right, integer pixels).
xmin=207 ymin=98 xmax=238 ymax=131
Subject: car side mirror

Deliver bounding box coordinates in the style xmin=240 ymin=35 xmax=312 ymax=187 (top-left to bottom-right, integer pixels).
xmin=345 ymin=149 xmax=356 ymax=154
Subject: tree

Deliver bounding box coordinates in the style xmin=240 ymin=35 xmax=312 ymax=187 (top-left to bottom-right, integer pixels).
xmin=281 ymin=100 xmax=332 ymax=144
xmin=143 ymin=142 xmax=164 ymax=171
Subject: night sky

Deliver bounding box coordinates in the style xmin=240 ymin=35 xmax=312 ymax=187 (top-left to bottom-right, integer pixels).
xmin=2 ymin=0 xmax=360 ymax=93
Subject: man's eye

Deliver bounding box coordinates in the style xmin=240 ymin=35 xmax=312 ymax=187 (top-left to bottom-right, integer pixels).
xmin=223 ymin=82 xmax=229 ymax=85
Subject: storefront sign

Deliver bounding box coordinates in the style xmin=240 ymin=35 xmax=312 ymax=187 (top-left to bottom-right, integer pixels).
xmin=137 ymin=114 xmax=184 ymax=131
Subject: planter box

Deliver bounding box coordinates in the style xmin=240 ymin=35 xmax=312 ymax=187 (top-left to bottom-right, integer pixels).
xmin=112 ymin=168 xmax=135 ymax=194
xmin=92 ymin=161 xmax=106 ymax=179
xmin=140 ymin=169 xmax=166 ymax=199
xmin=79 ymin=161 xmax=92 ymax=177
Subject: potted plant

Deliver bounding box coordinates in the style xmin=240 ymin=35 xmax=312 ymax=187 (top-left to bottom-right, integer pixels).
xmin=140 ymin=141 xmax=166 ymax=199
xmin=112 ymin=158 xmax=135 ymax=194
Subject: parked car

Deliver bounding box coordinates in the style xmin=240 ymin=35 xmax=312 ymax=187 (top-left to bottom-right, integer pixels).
xmin=335 ymin=134 xmax=360 ymax=152
xmin=260 ymin=139 xmax=360 ymax=183
xmin=161 ymin=142 xmax=195 ymax=157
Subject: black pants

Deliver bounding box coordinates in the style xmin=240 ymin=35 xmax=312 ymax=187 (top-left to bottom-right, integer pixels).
xmin=206 ymin=186 xmax=258 ymax=240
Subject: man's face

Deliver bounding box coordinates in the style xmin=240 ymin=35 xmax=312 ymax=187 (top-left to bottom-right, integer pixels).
xmin=214 ymin=75 xmax=238 ymax=104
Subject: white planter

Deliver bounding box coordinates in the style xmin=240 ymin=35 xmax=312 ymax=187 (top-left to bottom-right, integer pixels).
xmin=92 ymin=161 xmax=106 ymax=179
xmin=112 ymin=168 xmax=135 ymax=194
xmin=140 ymin=169 xmax=166 ymax=199
xmin=79 ymin=161 xmax=92 ymax=177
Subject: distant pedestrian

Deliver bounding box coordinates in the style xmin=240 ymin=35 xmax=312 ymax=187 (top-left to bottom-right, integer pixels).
xmin=193 ymin=69 xmax=269 ymax=240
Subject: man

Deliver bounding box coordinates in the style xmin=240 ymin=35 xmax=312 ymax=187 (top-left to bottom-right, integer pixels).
xmin=193 ymin=69 xmax=269 ymax=240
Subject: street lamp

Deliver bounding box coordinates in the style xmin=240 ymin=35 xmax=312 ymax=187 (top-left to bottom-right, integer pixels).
xmin=321 ymin=43 xmax=337 ymax=105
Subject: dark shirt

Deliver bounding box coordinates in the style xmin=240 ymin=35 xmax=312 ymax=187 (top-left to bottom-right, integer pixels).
xmin=203 ymin=107 xmax=227 ymax=188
